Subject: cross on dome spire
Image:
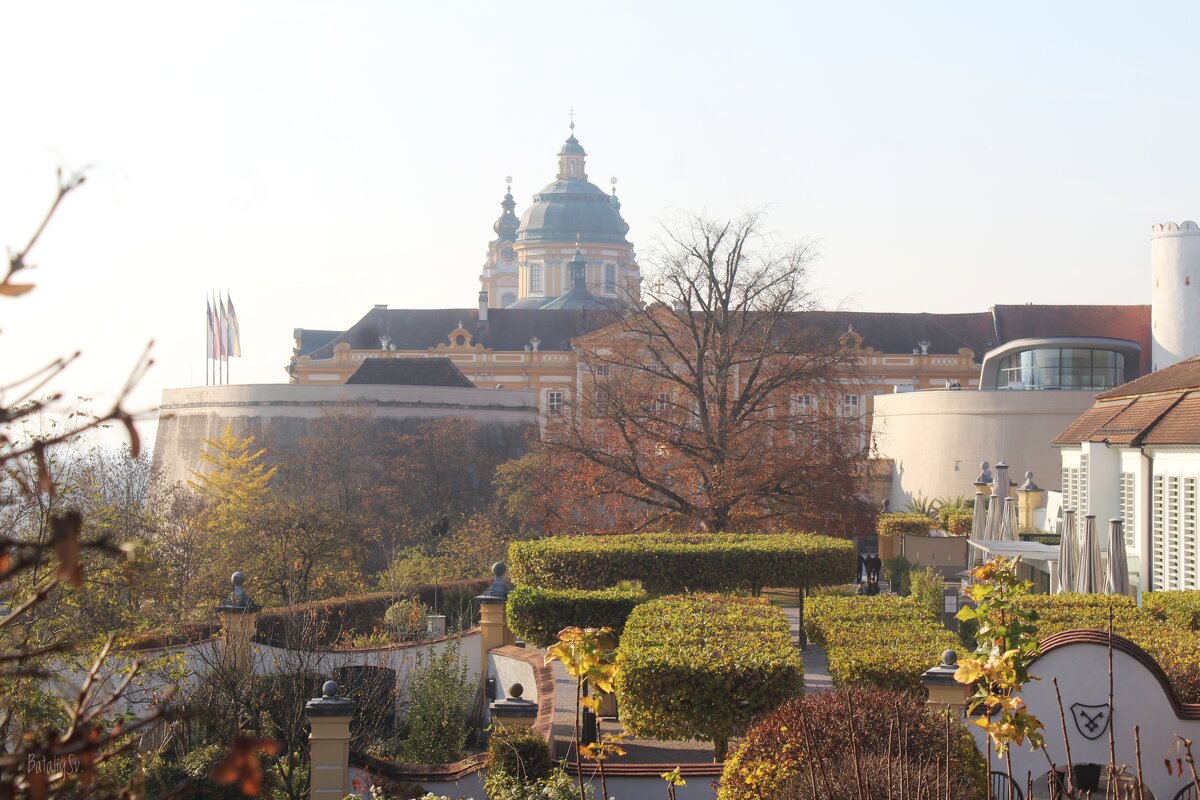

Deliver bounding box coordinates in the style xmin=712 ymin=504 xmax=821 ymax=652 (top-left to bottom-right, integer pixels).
xmin=557 ymin=111 xmax=587 ymax=180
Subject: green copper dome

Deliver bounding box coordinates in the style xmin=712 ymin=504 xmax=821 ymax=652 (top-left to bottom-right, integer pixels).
xmin=516 ymin=134 xmax=631 ymax=245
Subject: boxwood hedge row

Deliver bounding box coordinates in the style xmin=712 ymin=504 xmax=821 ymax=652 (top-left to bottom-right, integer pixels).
xmin=876 ymin=512 xmax=937 ymax=538
xmin=508 ymin=532 xmax=855 ymax=594
xmin=1015 ymin=592 xmax=1200 ymax=703
xmin=504 ymin=585 xmax=648 ymax=648
xmin=806 ymin=595 xmax=958 ymax=693
xmin=1143 ymin=590 xmax=1200 ymax=630
xmin=615 ymin=594 xmax=804 ymax=760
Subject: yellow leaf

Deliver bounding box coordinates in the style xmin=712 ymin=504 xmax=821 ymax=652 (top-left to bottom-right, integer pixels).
xmin=0 ymin=282 xmax=35 ymax=296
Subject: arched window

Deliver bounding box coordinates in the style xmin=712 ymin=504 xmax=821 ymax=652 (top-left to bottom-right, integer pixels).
xmin=501 ymin=293 xmax=516 ymax=308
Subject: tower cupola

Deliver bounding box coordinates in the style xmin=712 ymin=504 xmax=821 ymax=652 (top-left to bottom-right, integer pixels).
xmin=492 ymin=177 xmax=519 ymax=242
xmin=557 ymin=117 xmax=587 ymax=180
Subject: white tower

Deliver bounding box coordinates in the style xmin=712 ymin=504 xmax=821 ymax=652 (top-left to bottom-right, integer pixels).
xmin=1151 ymin=220 xmax=1200 ymax=370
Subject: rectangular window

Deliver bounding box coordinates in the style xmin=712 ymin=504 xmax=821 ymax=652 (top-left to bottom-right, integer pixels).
xmin=603 ymin=264 xmax=617 ymax=294
xmin=530 ymin=264 xmax=543 ymax=294
xmin=547 ymin=390 xmax=563 ymax=414
xmin=654 ymin=393 xmax=670 ymax=413
xmin=592 ymin=364 xmax=610 ymax=377
xmin=792 ymin=394 xmax=815 ymax=415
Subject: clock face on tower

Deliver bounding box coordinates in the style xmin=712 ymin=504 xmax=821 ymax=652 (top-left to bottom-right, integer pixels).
xmin=501 ymin=246 xmax=516 ymax=263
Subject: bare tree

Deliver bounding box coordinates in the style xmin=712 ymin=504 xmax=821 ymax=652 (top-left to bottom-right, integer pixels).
xmin=542 ymin=210 xmax=873 ymax=533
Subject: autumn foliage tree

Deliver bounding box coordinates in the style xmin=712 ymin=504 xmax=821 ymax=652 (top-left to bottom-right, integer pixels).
xmin=523 ymin=210 xmax=874 ymax=534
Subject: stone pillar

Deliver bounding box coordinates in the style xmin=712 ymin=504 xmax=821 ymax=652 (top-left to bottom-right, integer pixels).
xmin=1016 ymin=471 xmax=1046 ymax=533
xmin=304 ymin=680 xmax=355 ymax=800
xmin=921 ymin=650 xmax=970 ymax=720
xmin=214 ymin=571 xmax=260 ymax=673
xmin=477 ymin=562 xmax=514 ymax=658
xmin=489 ymin=682 xmax=538 ymax=730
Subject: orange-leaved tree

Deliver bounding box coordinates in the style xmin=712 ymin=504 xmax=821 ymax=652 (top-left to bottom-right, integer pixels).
xmin=515 ymin=210 xmax=874 ymax=534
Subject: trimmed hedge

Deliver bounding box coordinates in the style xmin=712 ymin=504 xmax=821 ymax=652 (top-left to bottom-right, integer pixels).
xmin=253 ymin=578 xmax=490 ymax=648
xmin=1014 ymin=593 xmax=1200 ymax=704
xmin=806 ymin=595 xmax=958 ymax=693
xmin=939 ymin=507 xmax=974 ymax=536
xmin=508 ymin=532 xmax=855 ymax=594
xmin=615 ymin=594 xmax=803 ymax=759
xmin=1143 ymin=590 xmax=1200 ymax=630
xmin=1018 ymin=532 xmax=1061 ymax=546
xmin=505 ymin=586 xmax=648 ymax=647
xmin=877 ymin=512 xmax=935 ymax=538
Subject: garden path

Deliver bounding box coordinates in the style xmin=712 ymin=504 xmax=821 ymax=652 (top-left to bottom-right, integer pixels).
xmin=784 ymin=607 xmax=833 ymax=694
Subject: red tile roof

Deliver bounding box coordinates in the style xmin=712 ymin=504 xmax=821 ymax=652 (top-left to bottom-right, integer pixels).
xmin=1059 ymin=357 xmax=1200 ymax=446
xmin=1141 ymin=392 xmax=1200 ymax=446
xmin=1096 ymin=355 xmax=1200 ymax=399
xmin=1087 ymin=394 xmax=1182 ymax=445
xmin=1053 ymin=400 xmax=1132 ymax=445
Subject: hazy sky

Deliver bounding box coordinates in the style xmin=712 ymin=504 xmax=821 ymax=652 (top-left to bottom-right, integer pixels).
xmin=4 ymin=2 xmax=1200 ymax=447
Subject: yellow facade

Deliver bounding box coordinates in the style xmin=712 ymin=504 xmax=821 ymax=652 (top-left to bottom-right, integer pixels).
xmin=291 ymin=325 xmax=980 ymax=428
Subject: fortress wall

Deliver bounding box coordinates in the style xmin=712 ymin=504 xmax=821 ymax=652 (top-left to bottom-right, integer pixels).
xmin=151 ymin=383 xmax=537 ymax=491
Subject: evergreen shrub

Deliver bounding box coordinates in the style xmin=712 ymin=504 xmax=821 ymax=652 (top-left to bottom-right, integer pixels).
xmin=876 ymin=512 xmax=935 ymax=537
xmin=615 ymin=594 xmax=803 ymax=760
xmin=487 ymin=726 xmax=552 ymax=784
xmin=508 ymin=532 xmax=855 ymax=594
xmin=505 ymin=585 xmax=648 ymax=647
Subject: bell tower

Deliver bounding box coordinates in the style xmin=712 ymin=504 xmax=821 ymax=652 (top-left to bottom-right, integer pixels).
xmin=480 ymin=177 xmax=520 ymax=308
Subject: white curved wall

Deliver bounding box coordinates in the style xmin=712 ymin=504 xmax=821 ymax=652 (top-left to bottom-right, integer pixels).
xmin=872 ymin=390 xmax=1095 ymax=508
xmin=151 ymin=383 xmax=537 ymax=490
xmin=1151 ymin=220 xmax=1200 ymax=370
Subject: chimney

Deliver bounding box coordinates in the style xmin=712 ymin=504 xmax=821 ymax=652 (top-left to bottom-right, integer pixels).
xmin=478 ymin=291 xmax=489 ymax=321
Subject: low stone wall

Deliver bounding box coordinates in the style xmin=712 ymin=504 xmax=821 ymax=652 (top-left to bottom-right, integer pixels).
xmin=902 ymin=534 xmax=968 ymax=576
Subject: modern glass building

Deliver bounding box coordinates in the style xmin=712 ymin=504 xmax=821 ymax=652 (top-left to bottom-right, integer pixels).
xmin=979 ymin=337 xmax=1142 ymax=391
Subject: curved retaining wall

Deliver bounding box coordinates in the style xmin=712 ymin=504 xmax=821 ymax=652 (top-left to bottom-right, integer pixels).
xmin=872 ymin=389 xmax=1094 ymax=508
xmin=151 ymin=383 xmax=537 ymax=490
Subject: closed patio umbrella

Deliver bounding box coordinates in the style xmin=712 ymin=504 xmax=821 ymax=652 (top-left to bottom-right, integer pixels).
xmin=990 ymin=462 xmax=1010 ymax=540
xmin=1057 ymin=508 xmax=1077 ymax=594
xmin=1104 ymin=518 xmax=1130 ymax=596
xmin=996 ymin=495 xmax=1017 ymax=542
xmin=1074 ymin=514 xmax=1103 ymax=594
xmin=968 ymin=491 xmax=988 ymax=568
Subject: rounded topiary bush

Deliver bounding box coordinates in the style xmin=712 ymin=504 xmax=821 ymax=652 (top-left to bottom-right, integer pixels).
xmin=718 ymin=688 xmax=985 ymax=800
xmin=487 ymin=726 xmax=552 ymax=784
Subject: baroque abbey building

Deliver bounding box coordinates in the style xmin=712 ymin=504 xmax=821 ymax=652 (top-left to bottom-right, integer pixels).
xmin=288 ymin=125 xmax=1150 ymax=461
xmin=479 ymin=122 xmax=640 ymax=310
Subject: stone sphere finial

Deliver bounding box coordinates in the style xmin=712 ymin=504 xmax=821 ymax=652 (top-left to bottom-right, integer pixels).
xmin=941 ymin=649 xmax=958 ymax=667
xmin=509 ymin=682 xmax=524 ymax=698
xmin=1025 ymin=471 xmax=1034 ymax=480
xmin=231 ymin=571 xmax=245 ymax=588
xmin=492 ymin=562 xmax=507 ymax=579
xmin=322 ymin=680 xmax=338 ymax=698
